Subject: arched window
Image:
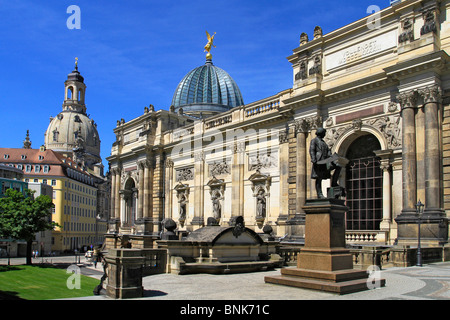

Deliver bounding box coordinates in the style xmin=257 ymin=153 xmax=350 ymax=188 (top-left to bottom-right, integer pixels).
xmin=345 ymin=134 xmax=382 ymax=231
xmin=67 ymin=86 xmax=74 ymax=100
xmin=122 ymin=179 xmax=137 ymax=228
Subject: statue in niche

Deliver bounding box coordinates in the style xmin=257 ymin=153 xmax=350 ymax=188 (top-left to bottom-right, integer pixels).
xmin=256 ymin=189 xmax=267 ymax=218
xmin=310 ymin=127 xmax=345 ymax=199
xmin=212 ymin=192 xmax=222 ymax=220
xmin=179 ymin=193 xmax=187 ymax=221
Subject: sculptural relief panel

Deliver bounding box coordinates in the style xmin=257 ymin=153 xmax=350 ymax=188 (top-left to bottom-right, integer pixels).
xmin=324 ymin=114 xmax=402 ymax=151
xmin=248 ymin=152 xmax=278 ymax=172
xmin=176 ymin=167 xmax=194 ymax=182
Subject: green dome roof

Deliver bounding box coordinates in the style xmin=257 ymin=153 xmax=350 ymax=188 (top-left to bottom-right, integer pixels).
xmin=171 ymin=59 xmax=244 ymax=118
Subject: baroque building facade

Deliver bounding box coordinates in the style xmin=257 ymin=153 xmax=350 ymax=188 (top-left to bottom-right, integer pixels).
xmin=106 ymin=0 xmax=450 ymax=250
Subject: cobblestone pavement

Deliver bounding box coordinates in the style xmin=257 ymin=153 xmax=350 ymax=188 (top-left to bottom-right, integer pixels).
xmin=2 ymin=256 xmax=450 ymax=300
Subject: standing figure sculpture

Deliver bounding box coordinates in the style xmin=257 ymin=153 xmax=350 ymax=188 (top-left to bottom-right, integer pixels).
xmin=179 ymin=193 xmax=187 ymax=221
xmin=256 ymin=189 xmax=267 ymax=218
xmin=204 ymin=31 xmax=216 ymax=59
xmin=310 ymin=128 xmax=342 ymax=199
xmin=212 ymin=193 xmax=222 ymax=220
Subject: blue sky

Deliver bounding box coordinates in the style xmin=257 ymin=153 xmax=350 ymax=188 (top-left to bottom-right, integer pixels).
xmin=0 ymin=0 xmax=389 ymax=168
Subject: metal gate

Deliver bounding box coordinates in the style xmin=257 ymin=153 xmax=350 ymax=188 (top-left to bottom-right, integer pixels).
xmin=345 ymin=156 xmax=383 ymax=231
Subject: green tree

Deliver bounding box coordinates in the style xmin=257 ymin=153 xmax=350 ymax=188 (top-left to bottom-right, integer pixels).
xmin=0 ymin=188 xmax=58 ymax=265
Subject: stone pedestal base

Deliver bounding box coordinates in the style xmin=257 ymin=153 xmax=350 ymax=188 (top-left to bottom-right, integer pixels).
xmin=266 ymin=268 xmax=371 ymax=295
xmin=135 ymin=217 xmax=154 ymax=235
xmin=108 ymin=218 xmax=120 ymax=234
xmin=105 ymin=249 xmax=144 ymax=299
xmin=395 ymin=210 xmax=448 ymax=246
xmin=265 ymin=199 xmax=385 ymax=295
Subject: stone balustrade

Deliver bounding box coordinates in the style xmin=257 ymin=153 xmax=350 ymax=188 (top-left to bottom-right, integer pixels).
xmin=245 ymin=99 xmax=280 ymax=118
xmin=345 ymin=231 xmax=385 ymax=243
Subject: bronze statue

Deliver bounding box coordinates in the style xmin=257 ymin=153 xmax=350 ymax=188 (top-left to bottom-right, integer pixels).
xmin=310 ymin=128 xmax=342 ymax=198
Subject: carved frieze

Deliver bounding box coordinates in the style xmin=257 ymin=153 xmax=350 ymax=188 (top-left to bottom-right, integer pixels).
xmin=249 ymin=152 xmax=277 ymax=172
xmin=324 ymin=115 xmax=402 ymax=150
xmin=120 ymin=169 xmax=139 ymax=187
xmin=176 ymin=167 xmax=194 ymax=182
xmin=208 ymin=161 xmax=230 ymax=176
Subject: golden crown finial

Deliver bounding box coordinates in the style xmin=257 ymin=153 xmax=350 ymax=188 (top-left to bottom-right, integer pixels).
xmin=204 ymin=31 xmax=216 ymax=60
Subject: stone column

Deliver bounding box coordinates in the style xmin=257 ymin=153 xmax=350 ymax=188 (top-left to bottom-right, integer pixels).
xmin=191 ymin=151 xmax=205 ymax=227
xmin=231 ymin=141 xmax=245 ymax=224
xmin=375 ymin=150 xmax=393 ymax=231
xmin=135 ymin=159 xmax=153 ymax=237
xmin=131 ymin=188 xmax=138 ymax=226
xmin=295 ymin=118 xmax=310 ymax=218
xmin=164 ymin=159 xmax=174 ymax=220
xmin=152 ymin=151 xmax=164 ymax=234
xmin=110 ymin=170 xmax=116 ymax=220
xmin=114 ymin=169 xmax=121 ymax=220
xmin=137 ymin=161 xmax=145 ymax=220
xmin=419 ymin=85 xmax=443 ymax=213
xmin=119 ymin=191 xmax=127 ymax=226
xmin=143 ymin=159 xmax=151 ymax=219
xmin=278 ymin=129 xmax=290 ymax=221
xmin=397 ymin=91 xmax=418 ymax=215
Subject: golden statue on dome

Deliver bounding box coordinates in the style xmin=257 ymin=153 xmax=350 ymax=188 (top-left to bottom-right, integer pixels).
xmin=204 ymin=31 xmax=216 ymax=60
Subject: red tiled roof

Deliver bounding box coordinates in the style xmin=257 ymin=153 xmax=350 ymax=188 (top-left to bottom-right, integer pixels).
xmin=0 ymin=148 xmax=94 ymax=180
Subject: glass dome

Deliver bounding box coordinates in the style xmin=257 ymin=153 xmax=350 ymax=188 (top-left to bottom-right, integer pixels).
xmin=171 ymin=59 xmax=244 ymax=118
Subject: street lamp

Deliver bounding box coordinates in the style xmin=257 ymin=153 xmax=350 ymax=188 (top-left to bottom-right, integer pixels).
xmin=415 ymin=200 xmax=425 ymax=267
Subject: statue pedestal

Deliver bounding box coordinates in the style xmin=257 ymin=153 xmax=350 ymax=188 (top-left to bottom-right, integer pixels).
xmin=105 ymin=249 xmax=144 ymax=299
xmin=265 ymin=199 xmax=385 ymax=295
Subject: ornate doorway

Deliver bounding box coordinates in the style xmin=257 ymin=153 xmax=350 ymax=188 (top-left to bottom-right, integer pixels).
xmin=345 ymin=134 xmax=383 ymax=231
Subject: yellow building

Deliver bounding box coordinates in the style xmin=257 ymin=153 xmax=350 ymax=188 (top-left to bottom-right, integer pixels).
xmin=0 ymin=146 xmax=107 ymax=252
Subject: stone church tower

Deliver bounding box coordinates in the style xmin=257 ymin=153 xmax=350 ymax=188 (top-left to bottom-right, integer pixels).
xmin=44 ymin=59 xmax=104 ymax=177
